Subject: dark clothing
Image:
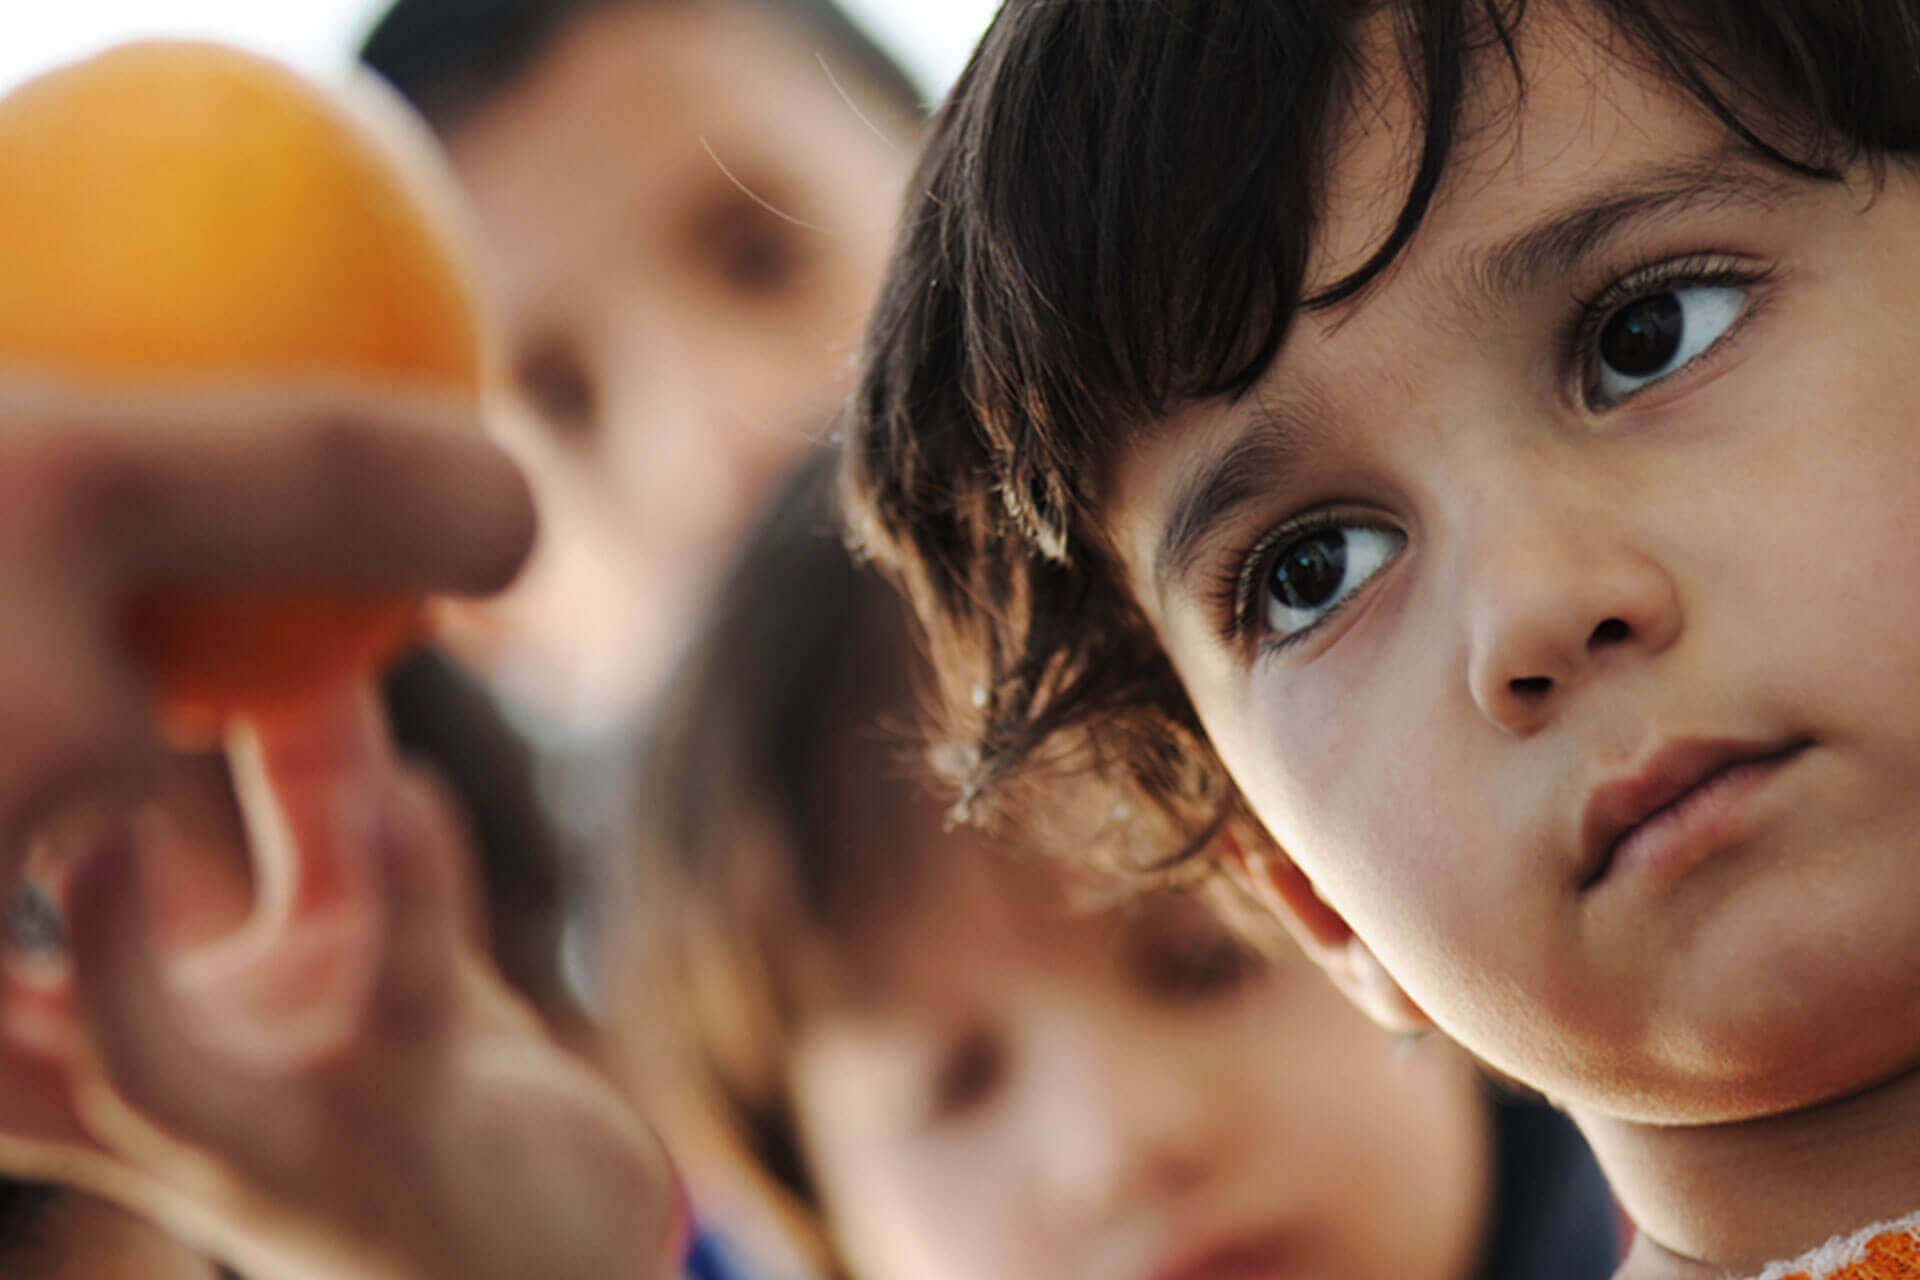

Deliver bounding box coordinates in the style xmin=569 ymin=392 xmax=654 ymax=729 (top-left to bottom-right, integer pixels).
xmin=1481 ymin=1091 xmax=1620 ymax=1280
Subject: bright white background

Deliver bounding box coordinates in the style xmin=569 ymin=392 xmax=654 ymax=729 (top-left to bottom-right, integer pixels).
xmin=0 ymin=0 xmax=1001 ymax=99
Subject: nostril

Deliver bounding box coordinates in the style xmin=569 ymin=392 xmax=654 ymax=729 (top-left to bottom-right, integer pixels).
xmin=1588 ymin=617 xmax=1632 ymax=649
xmin=1509 ymin=675 xmax=1553 ymax=699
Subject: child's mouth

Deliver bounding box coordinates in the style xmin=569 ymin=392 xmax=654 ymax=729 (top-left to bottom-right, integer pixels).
xmin=1578 ymin=735 xmax=1813 ymax=891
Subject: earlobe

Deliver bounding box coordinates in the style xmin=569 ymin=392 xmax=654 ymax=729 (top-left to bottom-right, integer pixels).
xmin=1341 ymin=934 xmax=1433 ymax=1035
xmin=1217 ymin=824 xmax=1352 ymax=960
xmin=1218 ymin=825 xmax=1433 ymax=1035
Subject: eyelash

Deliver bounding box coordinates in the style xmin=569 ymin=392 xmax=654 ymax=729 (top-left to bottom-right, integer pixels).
xmin=1210 ymin=508 xmax=1376 ymax=651
xmin=1565 ymin=250 xmax=1775 ymax=407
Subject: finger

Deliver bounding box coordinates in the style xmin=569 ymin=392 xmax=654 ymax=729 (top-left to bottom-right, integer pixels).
xmin=64 ymin=833 xmax=261 ymax=1150
xmin=365 ymin=770 xmax=471 ymax=1038
xmin=60 ymin=836 xmax=332 ymax=1249
xmin=0 ymin=575 xmax=153 ymax=883
xmin=165 ymin=696 xmax=391 ymax=1056
xmin=0 ymin=963 xmax=92 ymax=1152
xmin=0 ymin=404 xmax=535 ymax=600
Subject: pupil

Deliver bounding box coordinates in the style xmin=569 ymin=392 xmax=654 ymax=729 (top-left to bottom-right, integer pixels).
xmin=1599 ymin=293 xmax=1683 ymax=376
xmin=1272 ymin=531 xmax=1346 ymax=610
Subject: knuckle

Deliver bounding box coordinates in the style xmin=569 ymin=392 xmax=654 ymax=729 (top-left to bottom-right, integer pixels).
xmin=0 ymin=664 xmax=143 ymax=861
xmin=294 ymin=414 xmax=390 ymax=525
xmin=464 ymin=457 xmax=537 ymax=594
xmin=0 ymin=433 xmax=148 ymax=558
xmin=98 ymin=1039 xmax=179 ymax=1121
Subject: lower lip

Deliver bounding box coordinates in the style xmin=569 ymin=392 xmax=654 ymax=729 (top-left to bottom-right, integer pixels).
xmin=1154 ymin=1239 xmax=1299 ymax=1280
xmin=1602 ymin=745 xmax=1807 ymax=889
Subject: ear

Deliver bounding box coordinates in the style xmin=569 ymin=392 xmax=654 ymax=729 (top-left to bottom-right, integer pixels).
xmin=1217 ymin=824 xmax=1432 ymax=1035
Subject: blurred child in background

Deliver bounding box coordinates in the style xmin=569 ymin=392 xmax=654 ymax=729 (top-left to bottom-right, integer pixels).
xmin=359 ymin=0 xmax=922 ymax=734
xmin=619 ymin=451 xmax=1620 ymax=1280
xmin=358 ymin=3 xmax=925 ymax=1080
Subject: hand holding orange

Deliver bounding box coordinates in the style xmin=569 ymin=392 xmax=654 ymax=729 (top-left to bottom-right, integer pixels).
xmin=0 ymin=41 xmax=487 ymax=729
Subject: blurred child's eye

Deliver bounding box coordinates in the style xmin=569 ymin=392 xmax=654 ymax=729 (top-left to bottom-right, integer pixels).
xmin=1235 ymin=519 xmax=1402 ymax=648
xmin=694 ymin=198 xmax=807 ymax=299
xmin=514 ymin=334 xmax=598 ymax=439
xmin=927 ymin=1029 xmax=1006 ymax=1121
xmin=1132 ymin=929 xmax=1261 ymax=1005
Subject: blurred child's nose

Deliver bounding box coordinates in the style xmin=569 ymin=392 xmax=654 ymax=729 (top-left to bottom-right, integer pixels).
xmin=600 ymin=307 xmax=795 ymax=543
xmin=1458 ymin=465 xmax=1681 ymax=736
xmin=1022 ymin=1003 xmax=1223 ymax=1222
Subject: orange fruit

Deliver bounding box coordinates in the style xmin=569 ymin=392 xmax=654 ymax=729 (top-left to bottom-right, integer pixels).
xmin=0 ymin=41 xmax=486 ymax=730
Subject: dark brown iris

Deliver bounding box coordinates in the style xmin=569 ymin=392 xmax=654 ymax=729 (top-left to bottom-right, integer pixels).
xmin=1600 ymin=293 xmax=1684 ymax=377
xmin=1272 ymin=530 xmax=1347 ymax=610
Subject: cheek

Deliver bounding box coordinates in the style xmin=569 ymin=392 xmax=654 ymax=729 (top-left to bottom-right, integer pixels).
xmin=1684 ymin=297 xmax=1920 ymax=725
xmin=793 ymin=1052 xmax=1033 ymax=1280
xmin=814 ymin=1133 xmax=1033 ymax=1280
xmin=1226 ymin=614 xmax=1492 ymax=944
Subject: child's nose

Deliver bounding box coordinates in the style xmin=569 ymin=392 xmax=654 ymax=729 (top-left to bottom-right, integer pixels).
xmin=1026 ymin=1014 xmax=1222 ymax=1223
xmin=1461 ymin=500 xmax=1681 ymax=736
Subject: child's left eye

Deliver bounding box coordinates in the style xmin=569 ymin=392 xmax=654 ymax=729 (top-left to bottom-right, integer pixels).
xmin=1586 ymin=282 xmax=1746 ymax=408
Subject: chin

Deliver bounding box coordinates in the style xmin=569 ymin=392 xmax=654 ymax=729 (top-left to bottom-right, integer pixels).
xmin=1599 ymin=929 xmax=1920 ymax=1126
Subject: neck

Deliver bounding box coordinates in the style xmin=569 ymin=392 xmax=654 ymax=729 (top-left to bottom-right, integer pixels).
xmin=1577 ymin=1064 xmax=1920 ymax=1278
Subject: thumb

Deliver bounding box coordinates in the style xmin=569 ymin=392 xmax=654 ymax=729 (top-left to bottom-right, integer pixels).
xmin=364 ymin=770 xmax=473 ymax=1037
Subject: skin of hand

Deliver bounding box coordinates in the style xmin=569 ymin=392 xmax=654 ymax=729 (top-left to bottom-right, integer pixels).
xmin=3 ymin=690 xmax=677 ymax=1280
xmin=0 ymin=400 xmax=535 ymax=882
xmin=0 ymin=397 xmax=672 ymax=1276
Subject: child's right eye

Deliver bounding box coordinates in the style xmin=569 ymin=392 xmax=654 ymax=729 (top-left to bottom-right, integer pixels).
xmin=1133 ymin=930 xmax=1260 ymax=1004
xmin=1228 ymin=516 xmax=1404 ymax=650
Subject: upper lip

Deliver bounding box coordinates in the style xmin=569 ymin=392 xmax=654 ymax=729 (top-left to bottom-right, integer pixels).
xmin=1578 ymin=735 xmax=1811 ymax=887
xmin=1145 ymin=1228 xmax=1297 ymax=1280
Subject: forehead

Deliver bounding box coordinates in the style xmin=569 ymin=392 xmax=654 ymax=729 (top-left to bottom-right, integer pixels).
xmin=444 ymin=1 xmax=903 ymax=307
xmin=813 ymin=809 xmax=1230 ymax=1018
xmin=817 ymin=818 xmax=1072 ymax=1009
xmin=1312 ymin=5 xmax=1725 ymax=306
xmin=1105 ymin=6 xmax=1782 ymax=599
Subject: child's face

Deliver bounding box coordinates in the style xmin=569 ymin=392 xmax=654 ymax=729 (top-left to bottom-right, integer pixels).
xmin=439 ymin=2 xmax=911 ymax=727
xmin=788 ymin=838 xmax=1491 ymax=1280
xmin=1101 ymin=9 xmax=1920 ymax=1125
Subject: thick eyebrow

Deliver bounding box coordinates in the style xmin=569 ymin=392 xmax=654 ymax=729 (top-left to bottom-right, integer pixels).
xmin=1154 ymin=404 xmax=1325 ymax=597
xmin=1456 ymin=146 xmax=1802 ymax=308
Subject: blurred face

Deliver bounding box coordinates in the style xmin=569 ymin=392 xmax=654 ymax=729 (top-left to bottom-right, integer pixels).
xmin=789 ymin=839 xmax=1491 ymax=1280
xmin=443 ymin=1 xmax=914 ymax=728
xmin=1104 ymin=10 xmax=1920 ymax=1125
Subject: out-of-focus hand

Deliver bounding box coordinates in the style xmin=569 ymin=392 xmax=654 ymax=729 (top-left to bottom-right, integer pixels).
xmin=3 ymin=691 xmax=676 ymax=1280
xmin=0 ymin=400 xmax=535 ymax=881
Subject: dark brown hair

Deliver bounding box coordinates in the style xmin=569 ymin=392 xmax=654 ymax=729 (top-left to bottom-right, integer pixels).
xmin=627 ymin=446 xmax=930 ymax=1273
xmin=358 ymin=0 xmax=925 ymax=135
xmin=842 ymin=0 xmax=1920 ymax=873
